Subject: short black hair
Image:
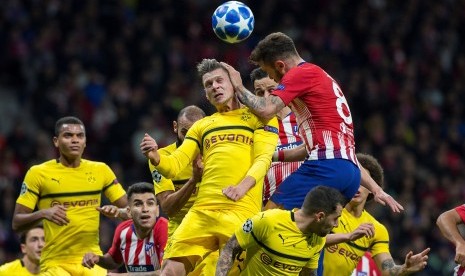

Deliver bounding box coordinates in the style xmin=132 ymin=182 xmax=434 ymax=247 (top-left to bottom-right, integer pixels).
xmin=54 ymin=116 xmax=85 ymax=136
xmin=19 ymin=225 xmax=44 ymax=244
xmin=301 ymin=186 xmax=346 ymax=216
xmin=127 ymin=182 xmax=155 ymax=202
xmin=250 ymin=68 xmax=268 ymax=84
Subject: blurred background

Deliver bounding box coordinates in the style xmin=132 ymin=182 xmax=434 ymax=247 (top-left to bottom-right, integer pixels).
xmin=0 ymin=0 xmax=464 ymax=274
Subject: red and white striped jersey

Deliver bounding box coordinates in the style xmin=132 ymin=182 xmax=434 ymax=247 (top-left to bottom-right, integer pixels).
xmin=453 ymin=205 xmax=465 ymax=276
xmin=263 ymin=112 xmax=303 ymax=203
xmin=108 ymin=218 xmax=168 ymax=273
xmin=272 ymin=62 xmax=358 ymax=165
xmin=352 ymin=252 xmax=380 ymax=276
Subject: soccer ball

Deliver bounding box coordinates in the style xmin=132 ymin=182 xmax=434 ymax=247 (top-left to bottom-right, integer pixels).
xmin=212 ymin=1 xmax=254 ymax=44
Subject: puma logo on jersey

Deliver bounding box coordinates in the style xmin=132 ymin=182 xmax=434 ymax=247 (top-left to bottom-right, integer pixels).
xmin=51 ymin=178 xmax=60 ymax=184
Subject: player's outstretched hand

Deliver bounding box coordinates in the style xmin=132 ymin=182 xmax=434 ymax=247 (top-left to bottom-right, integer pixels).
xmin=97 ymin=205 xmax=119 ymax=218
xmin=404 ymin=248 xmax=430 ymax=273
xmin=192 ymin=154 xmax=204 ymax=183
xmin=373 ymin=189 xmax=404 ymax=213
xmin=140 ymin=133 xmax=160 ymax=165
xmin=42 ymin=204 xmax=69 ymax=226
xmin=348 ymin=223 xmax=375 ymax=241
xmin=220 ymin=62 xmax=244 ymax=92
xmin=82 ymin=252 xmax=99 ymax=269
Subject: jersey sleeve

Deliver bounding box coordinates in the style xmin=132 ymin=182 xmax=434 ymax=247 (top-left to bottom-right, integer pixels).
xmin=156 ymin=125 xmax=201 ymax=179
xmin=154 ymin=217 xmax=168 ymax=264
xmin=370 ymin=222 xmax=390 ymax=257
xmin=245 ymin=117 xmax=279 ymax=181
xmin=455 ymin=205 xmax=465 ymax=223
xmin=271 ymin=68 xmax=308 ymax=106
xmin=101 ymin=164 xmax=126 ymax=203
xmin=16 ymin=166 xmax=41 ymax=210
xmin=149 ymin=161 xmax=175 ymax=195
xmin=235 ymin=211 xmax=270 ymax=250
xmin=107 ymin=221 xmax=128 ymax=264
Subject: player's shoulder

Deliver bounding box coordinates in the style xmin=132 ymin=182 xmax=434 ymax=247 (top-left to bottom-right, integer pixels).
xmin=155 ymin=217 xmax=169 ymax=228
xmin=159 ymin=142 xmax=177 ymax=154
xmin=80 ymin=159 xmax=111 ymax=169
xmin=28 ymin=159 xmax=58 ymax=170
xmin=116 ymin=219 xmax=133 ymax=232
xmin=0 ymin=259 xmax=24 ymax=272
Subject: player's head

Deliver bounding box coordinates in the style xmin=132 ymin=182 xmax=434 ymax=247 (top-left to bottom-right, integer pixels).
xmin=249 ymin=32 xmax=299 ymax=82
xmin=301 ymin=186 xmax=346 ymax=237
xmin=173 ymin=105 xmax=206 ymax=145
xmin=197 ymin=58 xmax=236 ymax=109
xmin=53 ymin=116 xmax=86 ymax=159
xmin=127 ymin=182 xmax=159 ymax=230
xmin=250 ymin=68 xmax=277 ymax=98
xmin=20 ymin=225 xmax=45 ymax=265
xmin=354 ymin=153 xmax=384 ymax=203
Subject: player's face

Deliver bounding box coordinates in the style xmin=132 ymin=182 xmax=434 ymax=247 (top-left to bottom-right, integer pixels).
xmin=21 ymin=227 xmax=45 ymax=264
xmin=350 ymin=186 xmax=370 ymax=205
xmin=173 ymin=115 xmax=196 ymax=145
xmin=53 ymin=124 xmax=86 ymax=159
xmin=202 ymin=68 xmax=235 ymax=107
xmin=316 ymin=204 xmax=343 ymax=237
xmin=129 ymin=193 xmax=159 ymax=230
xmin=253 ymin=77 xmax=277 ymax=98
xmin=258 ymin=62 xmax=285 ymax=83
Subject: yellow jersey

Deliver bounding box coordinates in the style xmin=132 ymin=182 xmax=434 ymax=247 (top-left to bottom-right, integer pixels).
xmin=0 ymin=259 xmax=37 ymax=276
xmin=323 ymin=208 xmax=389 ymax=275
xmin=235 ymin=209 xmax=325 ymax=275
xmin=149 ymin=141 xmax=197 ymax=237
xmin=156 ymin=107 xmax=278 ymax=214
xmin=16 ymin=159 xmax=126 ymax=268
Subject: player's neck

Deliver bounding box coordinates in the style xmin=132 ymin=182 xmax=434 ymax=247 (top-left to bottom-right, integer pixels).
xmin=58 ymin=155 xmax=81 ymax=168
xmin=217 ymin=98 xmax=241 ymax=113
xmin=22 ymin=255 xmax=40 ymax=274
xmin=133 ymin=225 xmax=152 ymax=240
xmin=277 ymin=107 xmax=292 ymax=120
xmin=345 ymin=202 xmax=365 ymax=217
xmin=294 ymin=210 xmax=315 ymax=234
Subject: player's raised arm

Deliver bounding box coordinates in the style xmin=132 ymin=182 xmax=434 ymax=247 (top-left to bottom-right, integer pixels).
xmin=221 ymin=62 xmax=285 ymax=121
xmin=141 ymin=133 xmax=161 ymax=165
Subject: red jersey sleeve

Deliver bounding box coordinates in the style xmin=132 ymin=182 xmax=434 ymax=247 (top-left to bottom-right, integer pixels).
xmin=154 ymin=217 xmax=168 ymax=264
xmin=455 ymin=205 xmax=465 ymax=223
xmin=108 ymin=220 xmax=131 ymax=264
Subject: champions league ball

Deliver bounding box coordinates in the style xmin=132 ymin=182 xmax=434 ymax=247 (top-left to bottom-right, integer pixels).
xmin=212 ymin=1 xmax=254 ymax=44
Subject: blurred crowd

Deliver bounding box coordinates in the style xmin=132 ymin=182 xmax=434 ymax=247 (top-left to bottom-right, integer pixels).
xmin=0 ymin=0 xmax=464 ymax=274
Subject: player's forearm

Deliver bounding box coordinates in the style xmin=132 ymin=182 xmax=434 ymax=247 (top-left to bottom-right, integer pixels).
xmin=360 ymin=164 xmax=383 ymax=194
xmin=324 ymin=233 xmax=351 ymax=247
xmin=235 ymin=87 xmax=276 ymax=120
xmin=273 ymin=143 xmax=307 ymax=162
xmin=379 ymin=260 xmax=406 ymax=276
xmin=160 ymin=178 xmax=198 ymax=217
xmin=12 ymin=211 xmax=46 ymax=232
xmin=96 ymin=254 xmax=120 ymax=270
xmin=217 ymin=235 xmax=244 ymax=276
xmin=436 ymin=211 xmax=465 ymax=246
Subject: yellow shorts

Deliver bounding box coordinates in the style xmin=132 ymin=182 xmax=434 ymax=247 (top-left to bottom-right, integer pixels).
xmin=40 ymin=263 xmax=106 ymax=276
xmin=188 ymin=250 xmax=218 ymax=276
xmin=164 ymin=208 xmax=253 ymax=271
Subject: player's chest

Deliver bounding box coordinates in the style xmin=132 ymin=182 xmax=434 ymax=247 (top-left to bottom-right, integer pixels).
xmin=40 ymin=170 xmax=103 ymax=193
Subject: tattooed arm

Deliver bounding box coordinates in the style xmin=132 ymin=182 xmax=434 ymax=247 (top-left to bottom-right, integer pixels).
xmin=220 ymin=62 xmax=285 ymax=120
xmin=216 ymin=235 xmax=244 ymax=276
xmin=373 ymin=248 xmax=430 ymax=276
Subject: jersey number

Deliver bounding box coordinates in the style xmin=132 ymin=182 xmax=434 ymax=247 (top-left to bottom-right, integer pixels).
xmin=332 ymin=81 xmax=353 ymax=125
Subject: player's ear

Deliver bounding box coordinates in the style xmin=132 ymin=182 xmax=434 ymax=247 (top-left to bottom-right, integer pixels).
xmin=126 ymin=206 xmax=132 ymax=219
xmin=274 ymin=60 xmax=286 ymax=75
xmin=173 ymin=121 xmax=178 ymax=134
xmin=53 ymin=136 xmax=59 ymax=148
xmin=155 ymin=205 xmax=159 ymax=218
xmin=20 ymin=243 xmax=27 ymax=254
xmin=316 ymin=211 xmax=325 ymax=222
